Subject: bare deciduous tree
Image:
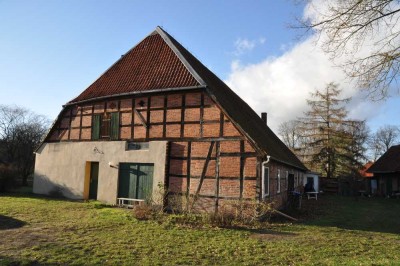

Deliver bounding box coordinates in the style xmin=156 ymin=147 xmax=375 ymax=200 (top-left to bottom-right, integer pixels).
xmin=0 ymin=105 xmax=50 ymax=186
xmin=298 ymin=0 xmax=400 ymax=99
xmin=278 ymin=120 xmax=302 ymax=151
xmin=368 ymin=125 xmax=400 ymax=160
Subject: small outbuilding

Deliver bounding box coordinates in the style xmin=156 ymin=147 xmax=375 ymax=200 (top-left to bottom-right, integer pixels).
xmin=302 ymin=171 xmax=320 ymax=192
xmin=368 ymin=145 xmax=400 ymax=196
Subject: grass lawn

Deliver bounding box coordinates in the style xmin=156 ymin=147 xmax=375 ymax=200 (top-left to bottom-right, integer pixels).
xmin=0 ymin=193 xmax=400 ymax=265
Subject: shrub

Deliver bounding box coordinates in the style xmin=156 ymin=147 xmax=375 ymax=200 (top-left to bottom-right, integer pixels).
xmin=133 ymin=203 xmax=155 ymax=220
xmin=0 ymin=164 xmax=17 ymax=192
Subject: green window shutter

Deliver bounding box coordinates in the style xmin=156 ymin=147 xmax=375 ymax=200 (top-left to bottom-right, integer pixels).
xmin=92 ymin=115 xmax=101 ymax=140
xmin=110 ymin=112 xmax=120 ymax=140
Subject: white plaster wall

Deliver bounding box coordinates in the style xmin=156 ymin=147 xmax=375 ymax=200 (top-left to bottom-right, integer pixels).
xmin=33 ymin=141 xmax=167 ymax=204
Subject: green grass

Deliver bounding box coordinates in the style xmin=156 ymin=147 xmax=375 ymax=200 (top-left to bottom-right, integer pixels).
xmin=0 ymin=194 xmax=400 ymax=265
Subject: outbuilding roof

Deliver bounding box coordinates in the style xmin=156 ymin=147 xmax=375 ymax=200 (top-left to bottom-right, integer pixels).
xmin=368 ymin=145 xmax=400 ymax=173
xmin=67 ymin=27 xmax=307 ymax=171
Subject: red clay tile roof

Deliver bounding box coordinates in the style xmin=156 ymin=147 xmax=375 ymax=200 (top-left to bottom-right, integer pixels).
xmin=69 ymin=32 xmax=200 ymax=103
xmin=368 ymin=145 xmax=400 ymax=173
xmin=359 ymin=162 xmax=374 ymax=178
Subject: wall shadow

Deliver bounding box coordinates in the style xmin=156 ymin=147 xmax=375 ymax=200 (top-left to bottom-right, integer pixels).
xmin=1 ymin=174 xmax=84 ymax=204
xmin=31 ymin=174 xmax=83 ymax=201
xmin=0 ymin=215 xmax=26 ymax=230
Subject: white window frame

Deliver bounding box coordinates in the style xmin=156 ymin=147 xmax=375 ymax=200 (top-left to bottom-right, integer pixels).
xmin=277 ymin=169 xmax=281 ymax=194
xmin=262 ymin=163 xmax=270 ymax=198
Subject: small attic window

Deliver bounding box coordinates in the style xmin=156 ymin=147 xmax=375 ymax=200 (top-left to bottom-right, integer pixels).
xmin=126 ymin=142 xmax=149 ymax=151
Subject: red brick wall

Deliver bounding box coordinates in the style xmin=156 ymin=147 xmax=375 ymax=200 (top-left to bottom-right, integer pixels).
xmin=261 ymin=160 xmax=305 ymax=209
xmin=168 ymin=139 xmax=259 ymax=212
xmin=50 ymin=91 xmax=250 ymax=143
xmin=47 ymin=90 xmax=269 ymax=212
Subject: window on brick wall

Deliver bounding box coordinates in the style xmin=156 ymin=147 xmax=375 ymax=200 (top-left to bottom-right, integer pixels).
xmin=277 ymin=169 xmax=281 ymax=194
xmin=92 ymin=112 xmax=119 ymax=140
xmin=262 ymin=165 xmax=269 ymax=198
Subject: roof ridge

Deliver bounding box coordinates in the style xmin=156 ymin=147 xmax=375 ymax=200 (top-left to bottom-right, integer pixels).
xmin=155 ymin=26 xmax=206 ymax=86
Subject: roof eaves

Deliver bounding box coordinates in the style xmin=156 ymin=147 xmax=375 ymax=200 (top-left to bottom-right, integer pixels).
xmin=65 ymin=85 xmax=206 ymax=106
xmin=270 ymin=156 xmax=308 ymax=171
xmin=156 ymin=26 xmax=206 ymax=87
xmin=367 ymin=170 xmax=398 ymax=174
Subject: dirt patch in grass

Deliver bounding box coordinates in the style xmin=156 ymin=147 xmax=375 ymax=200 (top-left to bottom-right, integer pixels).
xmin=0 ymin=226 xmax=57 ymax=252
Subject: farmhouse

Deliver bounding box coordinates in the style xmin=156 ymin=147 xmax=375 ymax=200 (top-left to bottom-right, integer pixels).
xmin=33 ymin=27 xmax=307 ymax=212
xmin=368 ymin=145 xmax=400 ymax=196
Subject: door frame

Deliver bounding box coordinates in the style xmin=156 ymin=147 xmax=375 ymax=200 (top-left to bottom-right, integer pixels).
xmin=83 ymin=161 xmax=99 ymax=200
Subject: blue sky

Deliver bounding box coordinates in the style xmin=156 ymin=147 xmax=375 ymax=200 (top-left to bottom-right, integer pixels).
xmin=0 ymin=0 xmax=398 ymax=133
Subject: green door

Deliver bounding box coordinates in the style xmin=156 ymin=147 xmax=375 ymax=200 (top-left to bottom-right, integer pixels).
xmin=89 ymin=162 xmax=99 ymax=200
xmin=118 ymin=163 xmax=154 ymax=200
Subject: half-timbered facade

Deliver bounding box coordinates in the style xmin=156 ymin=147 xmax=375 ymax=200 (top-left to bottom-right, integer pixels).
xmin=33 ymin=27 xmax=307 ymax=212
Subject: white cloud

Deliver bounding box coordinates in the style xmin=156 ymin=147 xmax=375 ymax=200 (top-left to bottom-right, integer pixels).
xmin=233 ymin=37 xmax=266 ymax=56
xmin=225 ymin=35 xmax=386 ymax=133
xmin=224 ymin=0 xmax=400 ymax=133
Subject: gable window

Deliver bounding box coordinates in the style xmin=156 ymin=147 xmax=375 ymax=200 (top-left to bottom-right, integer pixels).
xmin=277 ymin=169 xmax=281 ymax=194
xmin=262 ymin=164 xmax=269 ymax=198
xmin=92 ymin=112 xmax=119 ymax=140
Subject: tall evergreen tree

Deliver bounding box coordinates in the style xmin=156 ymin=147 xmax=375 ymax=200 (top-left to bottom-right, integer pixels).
xmin=299 ymin=83 xmax=367 ymax=178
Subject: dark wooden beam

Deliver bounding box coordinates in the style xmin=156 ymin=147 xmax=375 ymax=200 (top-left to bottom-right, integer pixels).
xmin=164 ymin=141 xmax=171 ymax=208
xmin=146 ymin=96 xmax=151 ymax=140
xmin=117 ymin=100 xmax=121 ymax=140
xmin=256 ymin=157 xmax=262 ymax=201
xmin=214 ymin=141 xmax=221 ymax=213
xmin=133 ymin=108 xmax=147 ymax=129
xmin=219 ymin=111 xmax=224 ymax=137
xmin=163 ymin=95 xmax=167 ymax=138
xmin=200 ymin=92 xmax=204 ymax=138
xmin=131 ymin=98 xmax=135 ymax=140
xmin=239 ymin=140 xmax=245 ymax=199
xmin=186 ymin=141 xmax=192 ymax=210
xmin=192 ymin=141 xmax=215 ymax=207
xmin=180 ymin=94 xmax=185 ymax=138
xmin=169 ymin=191 xmax=255 ymax=201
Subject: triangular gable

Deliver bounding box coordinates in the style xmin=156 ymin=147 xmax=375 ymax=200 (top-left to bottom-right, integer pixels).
xmin=69 ymin=29 xmax=201 ymax=104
